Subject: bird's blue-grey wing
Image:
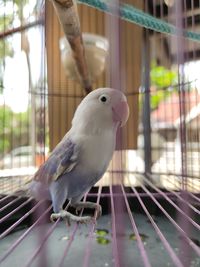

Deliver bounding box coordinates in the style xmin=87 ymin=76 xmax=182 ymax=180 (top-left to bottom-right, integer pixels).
xmin=33 ymin=137 xmax=80 ymax=184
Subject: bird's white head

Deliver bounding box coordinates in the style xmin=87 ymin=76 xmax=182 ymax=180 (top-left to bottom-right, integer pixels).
xmin=72 ymin=88 xmax=129 ymax=134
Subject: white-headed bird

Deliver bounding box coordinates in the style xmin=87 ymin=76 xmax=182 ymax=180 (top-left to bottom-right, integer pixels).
xmin=30 ymin=88 xmax=129 ymax=223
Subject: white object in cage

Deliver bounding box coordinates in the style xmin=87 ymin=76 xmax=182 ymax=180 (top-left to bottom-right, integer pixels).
xmin=60 ymin=33 xmax=109 ymax=82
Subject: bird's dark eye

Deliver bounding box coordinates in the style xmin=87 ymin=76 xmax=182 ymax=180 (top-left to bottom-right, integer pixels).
xmin=99 ymin=94 xmax=109 ymax=103
xmin=100 ymin=96 xmax=107 ymax=102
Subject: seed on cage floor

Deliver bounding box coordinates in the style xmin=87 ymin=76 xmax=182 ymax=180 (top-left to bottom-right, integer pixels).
xmin=95 ymin=228 xmax=109 ymax=236
xmin=129 ymin=233 xmax=149 ymax=241
xmin=60 ymin=235 xmax=70 ymax=241
xmin=96 ymin=236 xmax=110 ymax=245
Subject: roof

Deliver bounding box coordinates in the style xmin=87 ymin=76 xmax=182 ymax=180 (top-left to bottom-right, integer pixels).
xmin=151 ymin=90 xmax=200 ymax=128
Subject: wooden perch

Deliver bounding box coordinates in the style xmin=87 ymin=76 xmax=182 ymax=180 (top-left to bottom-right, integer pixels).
xmin=51 ymin=0 xmax=92 ymax=94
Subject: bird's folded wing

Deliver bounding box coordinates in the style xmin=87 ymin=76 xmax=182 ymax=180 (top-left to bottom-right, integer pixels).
xmin=33 ymin=138 xmax=79 ymax=184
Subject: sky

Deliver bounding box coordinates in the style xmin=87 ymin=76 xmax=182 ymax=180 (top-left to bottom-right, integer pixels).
xmin=184 ymin=61 xmax=200 ymax=91
xmin=0 ymin=27 xmax=44 ymax=113
xmin=0 ymin=0 xmax=44 ymax=113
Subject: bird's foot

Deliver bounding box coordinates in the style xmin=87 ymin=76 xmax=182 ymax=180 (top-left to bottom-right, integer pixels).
xmin=50 ymin=210 xmax=92 ymax=225
xmin=72 ymin=202 xmax=102 ymax=220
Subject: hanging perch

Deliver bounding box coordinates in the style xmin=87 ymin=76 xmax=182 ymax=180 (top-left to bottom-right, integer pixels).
xmin=51 ymin=0 xmax=92 ymax=94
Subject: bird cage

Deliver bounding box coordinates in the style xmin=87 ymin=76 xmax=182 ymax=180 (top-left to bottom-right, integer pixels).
xmin=0 ymin=0 xmax=200 ymax=267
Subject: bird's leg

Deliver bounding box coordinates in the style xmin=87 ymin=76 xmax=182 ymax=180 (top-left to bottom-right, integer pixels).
xmin=71 ymin=201 xmax=102 ymax=219
xmin=50 ymin=201 xmax=102 ymax=225
xmin=50 ymin=210 xmax=91 ymax=225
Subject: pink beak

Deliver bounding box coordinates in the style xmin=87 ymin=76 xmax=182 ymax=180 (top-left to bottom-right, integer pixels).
xmin=112 ymin=100 xmax=129 ymax=127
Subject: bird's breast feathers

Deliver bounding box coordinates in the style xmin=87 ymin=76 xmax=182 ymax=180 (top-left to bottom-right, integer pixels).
xmin=72 ymin=129 xmax=116 ymax=175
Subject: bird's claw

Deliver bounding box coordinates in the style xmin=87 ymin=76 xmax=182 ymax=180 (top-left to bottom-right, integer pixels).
xmin=75 ymin=206 xmax=82 ymax=215
xmin=50 ymin=213 xmax=59 ymax=223
xmin=94 ymin=204 xmax=102 ymax=219
xmin=50 ymin=210 xmax=93 ymax=225
xmin=73 ymin=202 xmax=102 ymax=220
xmin=50 ymin=212 xmax=71 ymax=225
xmin=77 ymin=216 xmax=92 ymax=224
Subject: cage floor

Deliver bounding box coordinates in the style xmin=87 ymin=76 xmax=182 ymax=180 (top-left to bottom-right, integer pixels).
xmin=0 ymin=178 xmax=200 ymax=267
xmin=1 ymin=213 xmax=199 ymax=267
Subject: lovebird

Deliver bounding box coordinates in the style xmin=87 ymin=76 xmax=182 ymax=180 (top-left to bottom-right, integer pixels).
xmin=30 ymin=88 xmax=129 ymax=223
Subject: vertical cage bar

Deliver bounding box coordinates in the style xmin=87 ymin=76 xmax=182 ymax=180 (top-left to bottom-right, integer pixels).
xmin=174 ymin=1 xmax=193 ymax=266
xmin=142 ymin=28 xmax=152 ymax=175
xmin=175 ymin=0 xmax=188 ymax=189
xmin=105 ymin=0 xmax=126 ymax=265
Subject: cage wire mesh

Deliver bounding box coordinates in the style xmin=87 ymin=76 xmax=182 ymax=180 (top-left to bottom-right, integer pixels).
xmin=0 ymin=0 xmax=200 ymax=267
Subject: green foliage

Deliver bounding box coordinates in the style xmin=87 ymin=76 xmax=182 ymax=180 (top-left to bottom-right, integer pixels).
xmin=0 ymin=15 xmax=13 ymax=33
xmin=14 ymin=0 xmax=29 ymax=6
xmin=150 ymin=90 xmax=169 ymax=110
xmin=0 ymin=105 xmax=29 ymax=154
xmin=150 ymin=63 xmax=178 ymax=110
xmin=150 ymin=64 xmax=177 ymax=88
xmin=0 ymin=5 xmax=15 ymax=86
xmin=0 ymin=0 xmax=47 ymax=156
